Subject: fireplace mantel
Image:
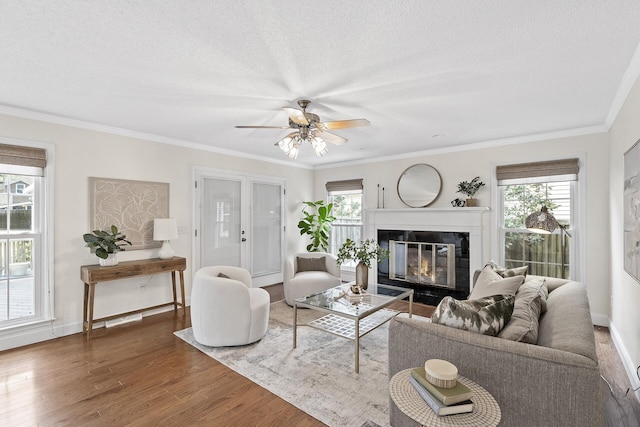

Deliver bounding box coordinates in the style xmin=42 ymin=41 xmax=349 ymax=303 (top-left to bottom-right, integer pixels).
xmin=364 ymin=207 xmax=490 ymax=294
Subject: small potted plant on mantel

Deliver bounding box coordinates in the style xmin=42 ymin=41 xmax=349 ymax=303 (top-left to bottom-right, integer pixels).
xmin=83 ymin=225 xmax=132 ymax=266
xmin=337 ymin=239 xmax=389 ymax=293
xmin=456 ymin=177 xmax=485 ymax=207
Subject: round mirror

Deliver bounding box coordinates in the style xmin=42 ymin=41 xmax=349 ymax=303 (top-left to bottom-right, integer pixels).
xmin=397 ymin=164 xmax=442 ymax=207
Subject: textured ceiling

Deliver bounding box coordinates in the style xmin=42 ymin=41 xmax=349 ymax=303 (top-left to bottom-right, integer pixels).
xmin=1 ymin=1 xmax=640 ymax=166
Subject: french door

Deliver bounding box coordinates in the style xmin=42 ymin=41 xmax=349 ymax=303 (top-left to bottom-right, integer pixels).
xmin=194 ymin=168 xmax=285 ymax=287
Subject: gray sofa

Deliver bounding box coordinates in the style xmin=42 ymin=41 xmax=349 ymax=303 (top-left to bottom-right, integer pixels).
xmin=388 ymin=275 xmax=604 ymax=426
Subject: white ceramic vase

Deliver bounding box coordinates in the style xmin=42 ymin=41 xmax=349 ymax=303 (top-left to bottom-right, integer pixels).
xmin=99 ymin=253 xmax=119 ymax=267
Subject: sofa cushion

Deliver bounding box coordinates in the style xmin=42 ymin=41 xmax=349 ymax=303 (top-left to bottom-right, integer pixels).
xmin=537 ymin=281 xmax=598 ymax=363
xmin=469 ymin=265 xmax=525 ymax=300
xmin=431 ymin=294 xmax=515 ymax=336
xmin=296 ymin=256 xmax=327 ymax=272
xmin=498 ymin=278 xmax=546 ymax=343
xmin=485 ymin=260 xmax=528 ymax=278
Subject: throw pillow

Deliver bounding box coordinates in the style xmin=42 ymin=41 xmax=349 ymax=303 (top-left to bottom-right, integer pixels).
xmin=498 ymin=279 xmax=546 ymax=343
xmin=217 ymin=272 xmax=230 ymax=279
xmin=469 ymin=266 xmax=525 ymax=300
xmin=521 ymin=277 xmax=548 ymax=314
xmin=431 ymin=294 xmax=515 ymax=336
xmin=485 ymin=260 xmax=528 ymax=278
xmin=296 ymin=256 xmax=327 ymax=272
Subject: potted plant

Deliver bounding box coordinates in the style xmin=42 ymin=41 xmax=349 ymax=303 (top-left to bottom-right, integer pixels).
xmin=337 ymin=239 xmax=389 ymax=291
xmin=297 ymin=200 xmax=336 ymax=252
xmin=456 ymin=176 xmax=485 ymax=207
xmin=83 ymin=225 xmax=132 ymax=266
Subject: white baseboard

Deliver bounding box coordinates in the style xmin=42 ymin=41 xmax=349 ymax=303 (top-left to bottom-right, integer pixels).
xmin=591 ymin=313 xmax=609 ymax=327
xmin=0 ymin=319 xmax=82 ymax=352
xmin=0 ymin=303 xmax=190 ymax=352
xmin=609 ymin=322 xmax=640 ymax=403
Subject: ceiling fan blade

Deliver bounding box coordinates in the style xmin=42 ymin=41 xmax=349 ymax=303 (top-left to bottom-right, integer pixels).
xmin=315 ymin=130 xmax=347 ymax=145
xmin=318 ymin=118 xmax=370 ymax=130
xmin=235 ymin=125 xmax=291 ymax=129
xmin=283 ymin=107 xmax=309 ymax=126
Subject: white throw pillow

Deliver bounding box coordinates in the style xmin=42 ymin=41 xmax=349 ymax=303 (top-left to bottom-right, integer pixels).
xmin=469 ymin=265 xmax=525 ymax=300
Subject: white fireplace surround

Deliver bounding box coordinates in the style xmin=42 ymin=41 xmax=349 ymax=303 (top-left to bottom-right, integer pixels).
xmin=364 ymin=207 xmax=490 ymax=293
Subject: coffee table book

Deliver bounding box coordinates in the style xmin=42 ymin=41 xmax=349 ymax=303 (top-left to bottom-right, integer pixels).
xmin=411 ymin=367 xmax=473 ymax=405
xmin=408 ymin=376 xmax=474 ymax=416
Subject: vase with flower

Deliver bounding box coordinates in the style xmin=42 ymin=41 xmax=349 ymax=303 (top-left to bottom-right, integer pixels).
xmin=336 ymin=239 xmax=389 ymax=292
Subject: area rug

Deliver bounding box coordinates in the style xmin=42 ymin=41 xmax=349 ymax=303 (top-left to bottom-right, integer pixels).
xmin=174 ymin=301 xmax=393 ymax=427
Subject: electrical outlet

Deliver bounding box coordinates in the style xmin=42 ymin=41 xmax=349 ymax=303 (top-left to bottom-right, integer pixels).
xmin=178 ymin=225 xmax=188 ymax=234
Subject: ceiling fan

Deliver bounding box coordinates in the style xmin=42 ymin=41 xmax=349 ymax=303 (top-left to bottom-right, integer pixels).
xmin=235 ymin=99 xmax=370 ymax=159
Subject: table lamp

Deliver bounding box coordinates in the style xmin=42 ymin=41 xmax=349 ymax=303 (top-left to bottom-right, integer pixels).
xmin=154 ymin=218 xmax=178 ymax=259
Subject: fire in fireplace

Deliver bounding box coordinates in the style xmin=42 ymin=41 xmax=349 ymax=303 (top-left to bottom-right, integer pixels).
xmin=389 ymin=241 xmax=456 ymax=287
xmin=378 ymin=229 xmax=470 ymax=305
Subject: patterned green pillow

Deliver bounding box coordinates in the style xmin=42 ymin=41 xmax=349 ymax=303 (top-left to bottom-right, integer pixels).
xmin=485 ymin=260 xmax=528 ymax=278
xmin=431 ymin=294 xmax=515 ymax=336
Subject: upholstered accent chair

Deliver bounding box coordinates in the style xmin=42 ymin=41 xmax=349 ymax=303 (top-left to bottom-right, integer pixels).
xmin=283 ymin=252 xmax=342 ymax=306
xmin=191 ymin=266 xmax=270 ymax=347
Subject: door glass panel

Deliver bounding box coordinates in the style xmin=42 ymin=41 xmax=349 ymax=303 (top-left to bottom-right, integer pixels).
xmin=251 ymin=182 xmax=281 ymax=276
xmin=201 ymin=177 xmax=241 ymax=267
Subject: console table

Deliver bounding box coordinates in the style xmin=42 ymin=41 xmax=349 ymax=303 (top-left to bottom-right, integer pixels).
xmin=81 ymin=257 xmax=187 ymax=339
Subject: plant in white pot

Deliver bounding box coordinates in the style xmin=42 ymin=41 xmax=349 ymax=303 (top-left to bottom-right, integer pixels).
xmin=337 ymin=239 xmax=389 ymax=292
xmin=456 ymin=176 xmax=485 ymax=207
xmin=83 ymin=225 xmax=132 ymax=266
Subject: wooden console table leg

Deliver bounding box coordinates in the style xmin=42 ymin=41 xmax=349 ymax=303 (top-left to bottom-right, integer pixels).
xmin=179 ymin=270 xmax=185 ymax=312
xmin=86 ymin=283 xmax=96 ymax=340
xmin=83 ymin=282 xmax=89 ymax=335
xmin=171 ymin=271 xmax=178 ymax=311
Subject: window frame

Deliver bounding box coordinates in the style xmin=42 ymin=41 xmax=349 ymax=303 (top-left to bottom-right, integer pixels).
xmin=326 ymin=179 xmax=365 ymax=272
xmin=0 ymin=138 xmax=53 ymax=333
xmin=491 ymin=155 xmax=586 ymax=282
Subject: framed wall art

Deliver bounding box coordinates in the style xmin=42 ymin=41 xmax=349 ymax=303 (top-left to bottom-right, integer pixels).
xmin=89 ymin=177 xmax=170 ymax=250
xmin=624 ymin=139 xmax=640 ymax=283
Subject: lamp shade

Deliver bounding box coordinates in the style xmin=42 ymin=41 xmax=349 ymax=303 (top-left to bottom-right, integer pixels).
xmin=153 ymin=218 xmax=178 ymax=241
xmin=525 ymin=206 xmax=558 ymax=234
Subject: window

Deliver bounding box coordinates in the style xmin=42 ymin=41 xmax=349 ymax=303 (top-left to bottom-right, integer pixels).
xmin=0 ymin=143 xmax=49 ymax=329
xmin=497 ymin=159 xmax=578 ymax=279
xmin=326 ymin=179 xmax=363 ymax=268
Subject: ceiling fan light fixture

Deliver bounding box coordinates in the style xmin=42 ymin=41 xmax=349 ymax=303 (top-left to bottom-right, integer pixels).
xmin=311 ymin=137 xmax=328 ymax=157
xmin=236 ymin=99 xmax=370 ymax=161
xmin=286 ymin=140 xmax=300 ymax=159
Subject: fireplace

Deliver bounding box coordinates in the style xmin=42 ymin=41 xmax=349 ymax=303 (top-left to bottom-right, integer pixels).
xmin=378 ymin=230 xmax=470 ymax=305
xmin=364 ymin=208 xmax=488 ymax=306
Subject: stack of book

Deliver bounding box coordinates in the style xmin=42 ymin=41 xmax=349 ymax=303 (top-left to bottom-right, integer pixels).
xmin=408 ymin=366 xmax=474 ymax=416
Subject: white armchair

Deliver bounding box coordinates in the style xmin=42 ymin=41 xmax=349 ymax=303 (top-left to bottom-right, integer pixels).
xmin=283 ymin=252 xmax=342 ymax=306
xmin=190 ymin=266 xmax=270 ymax=347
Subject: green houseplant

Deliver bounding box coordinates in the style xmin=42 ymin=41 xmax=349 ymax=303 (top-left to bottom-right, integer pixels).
xmin=456 ymin=176 xmax=485 ymax=207
xmin=337 ymin=238 xmax=389 ymax=290
xmin=297 ymin=200 xmax=336 ymax=252
xmin=83 ymin=225 xmax=132 ymax=266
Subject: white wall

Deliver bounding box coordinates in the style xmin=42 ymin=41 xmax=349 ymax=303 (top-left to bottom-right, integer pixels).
xmin=0 ymin=112 xmax=312 ymax=349
xmin=609 ymin=71 xmax=640 ymax=398
xmin=313 ymin=131 xmax=611 ymax=321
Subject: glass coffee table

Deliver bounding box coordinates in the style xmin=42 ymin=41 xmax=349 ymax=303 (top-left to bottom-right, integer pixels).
xmin=293 ymin=283 xmax=413 ymax=373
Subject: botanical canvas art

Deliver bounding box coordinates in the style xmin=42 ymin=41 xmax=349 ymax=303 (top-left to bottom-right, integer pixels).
xmin=89 ymin=177 xmax=170 ymax=250
xmin=624 ymin=139 xmax=640 ymax=283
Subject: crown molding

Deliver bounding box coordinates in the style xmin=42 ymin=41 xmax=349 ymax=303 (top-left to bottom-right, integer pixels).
xmin=606 ymin=40 xmax=640 ymax=128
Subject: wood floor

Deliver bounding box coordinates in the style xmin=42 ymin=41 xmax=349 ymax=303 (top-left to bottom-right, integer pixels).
xmin=0 ymin=284 xmax=638 ymax=426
